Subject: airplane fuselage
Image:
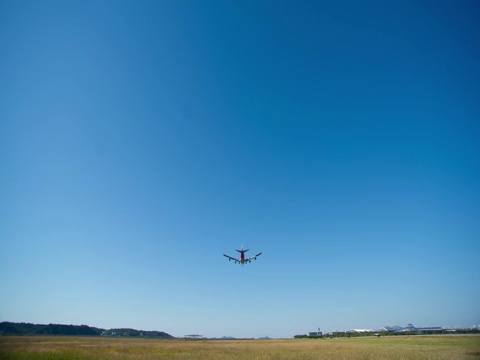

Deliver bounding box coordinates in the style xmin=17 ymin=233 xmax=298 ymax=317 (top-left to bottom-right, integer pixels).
xmin=237 ymin=249 xmax=248 ymax=264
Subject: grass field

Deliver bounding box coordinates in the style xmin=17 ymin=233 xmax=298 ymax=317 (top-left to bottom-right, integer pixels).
xmin=1 ymin=335 xmax=479 ymax=360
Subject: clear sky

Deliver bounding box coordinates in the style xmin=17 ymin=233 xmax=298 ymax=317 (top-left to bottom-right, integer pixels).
xmin=1 ymin=0 xmax=479 ymax=338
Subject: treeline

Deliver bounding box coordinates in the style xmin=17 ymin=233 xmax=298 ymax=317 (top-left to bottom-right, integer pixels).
xmin=0 ymin=322 xmax=174 ymax=338
xmin=0 ymin=322 xmax=103 ymax=336
xmin=103 ymin=328 xmax=173 ymax=338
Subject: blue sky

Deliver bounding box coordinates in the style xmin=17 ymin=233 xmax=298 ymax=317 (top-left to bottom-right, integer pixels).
xmin=1 ymin=0 xmax=479 ymax=338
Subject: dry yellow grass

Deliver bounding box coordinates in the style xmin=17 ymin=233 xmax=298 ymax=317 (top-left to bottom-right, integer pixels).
xmin=0 ymin=335 xmax=479 ymax=359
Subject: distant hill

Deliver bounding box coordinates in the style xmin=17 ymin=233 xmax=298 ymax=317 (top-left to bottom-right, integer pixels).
xmin=103 ymin=328 xmax=174 ymax=339
xmin=0 ymin=322 xmax=174 ymax=339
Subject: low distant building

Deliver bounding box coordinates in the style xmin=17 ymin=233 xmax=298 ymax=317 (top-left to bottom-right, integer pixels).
xmin=417 ymin=327 xmax=442 ymax=332
xmin=381 ymin=324 xmax=442 ymax=333
xmin=346 ymin=329 xmax=373 ymax=333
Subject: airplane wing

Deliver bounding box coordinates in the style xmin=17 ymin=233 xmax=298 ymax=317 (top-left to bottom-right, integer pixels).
xmin=223 ymin=254 xmax=241 ymax=264
xmin=246 ymin=252 xmax=262 ymax=263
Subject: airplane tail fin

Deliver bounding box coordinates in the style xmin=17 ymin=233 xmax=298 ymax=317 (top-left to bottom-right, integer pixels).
xmin=236 ymin=244 xmax=249 ymax=253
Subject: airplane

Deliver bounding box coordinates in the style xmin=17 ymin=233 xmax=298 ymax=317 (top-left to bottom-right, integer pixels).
xmin=223 ymin=245 xmax=262 ymax=265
